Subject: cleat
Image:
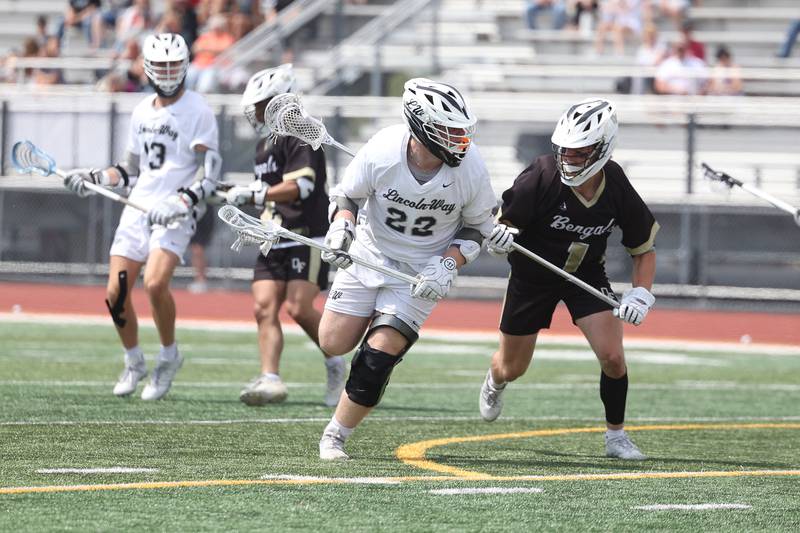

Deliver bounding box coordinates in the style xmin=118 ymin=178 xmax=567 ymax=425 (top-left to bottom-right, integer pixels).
xmin=113 ymin=364 xmax=148 ymax=397
xmin=324 ymin=357 xmax=347 ymax=407
xmin=141 ymin=354 xmax=183 ymax=401
xmin=479 ymin=369 xmax=505 ymax=422
xmin=605 ymin=432 xmax=647 ymax=460
xmin=319 ymin=429 xmax=349 ymax=461
xmin=239 ymin=375 xmax=288 ymax=406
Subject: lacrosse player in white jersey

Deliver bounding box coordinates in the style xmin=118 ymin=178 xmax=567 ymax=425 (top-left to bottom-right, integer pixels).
xmin=62 ymin=33 xmax=221 ymax=401
xmin=316 ymin=78 xmax=498 ymax=460
xmin=224 ymin=64 xmax=346 ymax=407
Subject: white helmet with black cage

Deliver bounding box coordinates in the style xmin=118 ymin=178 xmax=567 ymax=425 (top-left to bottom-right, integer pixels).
xmin=241 ymin=64 xmax=295 ymax=135
xmin=402 ymin=78 xmax=477 ymax=168
xmin=142 ymin=33 xmax=190 ymax=97
xmin=551 ymin=98 xmax=618 ymax=187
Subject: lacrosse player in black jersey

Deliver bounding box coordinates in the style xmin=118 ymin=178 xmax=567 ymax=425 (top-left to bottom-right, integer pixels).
xmin=482 ymin=98 xmax=659 ymax=460
xmin=224 ymin=64 xmax=347 ymax=407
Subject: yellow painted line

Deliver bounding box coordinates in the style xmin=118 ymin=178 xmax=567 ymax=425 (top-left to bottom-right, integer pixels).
xmin=0 ymin=476 xmax=466 ymax=495
xmin=3 ymin=423 xmax=800 ymax=495
xmin=395 ymin=423 xmax=800 ymax=479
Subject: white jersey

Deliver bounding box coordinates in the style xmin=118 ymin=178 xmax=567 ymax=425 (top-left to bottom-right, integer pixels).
xmin=331 ymin=124 xmax=496 ymax=264
xmin=126 ymin=90 xmax=218 ymax=208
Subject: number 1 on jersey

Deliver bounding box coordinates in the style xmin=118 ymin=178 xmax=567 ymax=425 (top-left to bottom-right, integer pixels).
xmin=564 ymin=242 xmax=589 ymax=273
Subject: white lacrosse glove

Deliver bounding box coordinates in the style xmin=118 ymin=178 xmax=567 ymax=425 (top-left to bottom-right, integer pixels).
xmin=321 ymin=218 xmax=356 ymax=269
xmin=148 ymin=193 xmax=192 ymax=227
xmin=63 ymin=168 xmax=109 ymax=198
xmin=486 ymin=224 xmax=519 ymax=257
xmin=411 ymin=256 xmax=458 ymax=302
xmin=225 ymin=181 xmax=268 ymax=207
xmin=614 ymin=287 xmax=655 ymax=326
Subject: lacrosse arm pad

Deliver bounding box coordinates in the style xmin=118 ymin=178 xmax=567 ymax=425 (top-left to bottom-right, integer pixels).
xmin=451 ymin=226 xmax=484 ymax=264
xmin=183 ymin=149 xmax=223 ymax=205
xmin=328 ymin=195 xmax=360 ymax=223
xmin=108 ymin=150 xmax=140 ymax=188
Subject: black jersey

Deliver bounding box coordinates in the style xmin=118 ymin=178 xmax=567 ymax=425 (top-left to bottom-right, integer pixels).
xmin=254 ymin=135 xmax=329 ymax=238
xmin=500 ymin=155 xmax=659 ymax=282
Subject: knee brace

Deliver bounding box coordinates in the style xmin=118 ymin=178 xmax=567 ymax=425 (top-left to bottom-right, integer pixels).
xmin=105 ymin=270 xmax=128 ymax=328
xmin=367 ymin=313 xmax=419 ymax=356
xmin=345 ymin=342 xmax=403 ymax=407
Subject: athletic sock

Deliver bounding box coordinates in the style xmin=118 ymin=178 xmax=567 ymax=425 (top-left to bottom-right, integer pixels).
xmin=262 ymin=372 xmax=281 ymax=381
xmin=488 ymin=369 xmax=506 ymax=389
xmin=159 ymin=342 xmax=178 ymax=361
xmin=606 ymin=428 xmax=626 ymax=439
xmin=324 ymin=355 xmax=344 ymax=369
xmin=124 ymin=346 xmax=144 ymax=368
xmin=324 ymin=416 xmax=354 ymax=440
xmin=600 ymin=371 xmax=628 ymax=426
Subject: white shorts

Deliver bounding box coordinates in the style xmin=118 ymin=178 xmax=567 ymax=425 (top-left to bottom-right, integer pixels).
xmin=324 ymin=239 xmax=435 ymax=332
xmin=109 ymin=206 xmax=195 ymax=264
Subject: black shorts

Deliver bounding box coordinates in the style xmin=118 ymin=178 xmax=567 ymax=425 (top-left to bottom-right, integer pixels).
xmin=253 ymin=245 xmax=329 ymax=289
xmin=189 ymin=206 xmax=215 ymax=247
xmin=499 ymin=270 xmax=618 ymax=335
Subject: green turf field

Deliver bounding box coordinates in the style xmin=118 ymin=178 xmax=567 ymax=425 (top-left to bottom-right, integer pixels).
xmin=1 ymin=319 xmax=799 ymax=532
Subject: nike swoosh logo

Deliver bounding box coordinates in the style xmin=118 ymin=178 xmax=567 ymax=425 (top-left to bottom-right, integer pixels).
xmin=443 ymin=182 xmax=454 ymax=188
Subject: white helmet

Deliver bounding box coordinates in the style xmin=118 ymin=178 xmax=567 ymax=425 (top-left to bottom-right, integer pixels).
xmin=551 ymin=98 xmax=618 ymax=186
xmin=143 ymin=33 xmax=189 ymax=97
xmin=402 ymin=78 xmax=476 ymax=167
xmin=241 ymin=64 xmax=295 ymax=134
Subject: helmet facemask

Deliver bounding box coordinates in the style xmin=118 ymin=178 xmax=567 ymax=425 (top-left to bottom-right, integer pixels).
xmin=145 ymin=60 xmax=187 ymax=97
xmin=241 ymin=64 xmax=295 ymax=136
xmin=552 ymin=142 xmax=607 ymax=185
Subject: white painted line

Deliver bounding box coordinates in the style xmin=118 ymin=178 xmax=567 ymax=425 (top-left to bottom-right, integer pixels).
xmin=1 ymin=380 xmax=799 ymax=392
xmin=430 ymin=487 xmax=544 ymax=495
xmin=36 ymin=467 xmax=159 ymax=474
xmin=3 ymin=415 xmax=800 ymax=427
xmin=261 ymin=475 xmax=400 ymax=485
xmin=635 ymin=504 xmax=751 ymax=511
xmin=2 ymin=312 xmax=798 ymax=355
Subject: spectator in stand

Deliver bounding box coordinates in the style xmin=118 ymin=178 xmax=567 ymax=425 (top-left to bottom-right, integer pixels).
xmin=58 ymin=0 xmax=102 ymax=48
xmin=524 ymin=1 xmax=568 ymax=30
xmin=679 ymin=19 xmax=705 ymax=61
xmin=98 ymin=38 xmax=147 ymax=92
xmin=658 ymin=0 xmax=689 ymax=27
xmin=114 ymin=0 xmax=154 ymax=49
xmin=708 ymin=45 xmax=742 ymax=96
xmin=632 ymin=23 xmax=667 ymax=93
xmin=14 ymin=38 xmax=41 ymax=83
xmin=36 ymin=15 xmax=52 ymax=48
xmin=93 ymin=1 xmax=132 ymax=49
xmin=160 ymin=0 xmax=199 ymax=49
xmin=594 ymin=0 xmax=646 ymax=56
xmin=777 ymin=19 xmax=800 ymax=58
xmin=34 ymin=36 xmax=64 ymax=86
xmin=232 ymin=0 xmax=263 ymax=29
xmin=264 ymin=0 xmax=301 ymax=62
xmin=569 ymin=1 xmax=598 ymax=36
xmin=654 ymin=40 xmax=708 ymax=95
xmin=186 ymin=13 xmax=235 ymax=92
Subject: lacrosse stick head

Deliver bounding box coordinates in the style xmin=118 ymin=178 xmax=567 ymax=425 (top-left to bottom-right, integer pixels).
xmin=264 ymin=93 xmax=327 ymax=150
xmin=700 ymin=162 xmax=738 ymax=192
xmin=11 ymin=141 xmax=56 ymax=176
xmin=217 ymin=205 xmax=281 ymax=255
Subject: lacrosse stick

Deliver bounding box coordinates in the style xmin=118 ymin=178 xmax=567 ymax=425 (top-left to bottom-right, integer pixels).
xmin=12 ymin=140 xmax=150 ymax=214
xmin=217 ymin=205 xmax=418 ymax=285
xmin=701 ymin=162 xmax=800 ymax=226
xmin=509 ymin=242 xmax=620 ymax=309
xmin=264 ymin=93 xmax=356 ymax=157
